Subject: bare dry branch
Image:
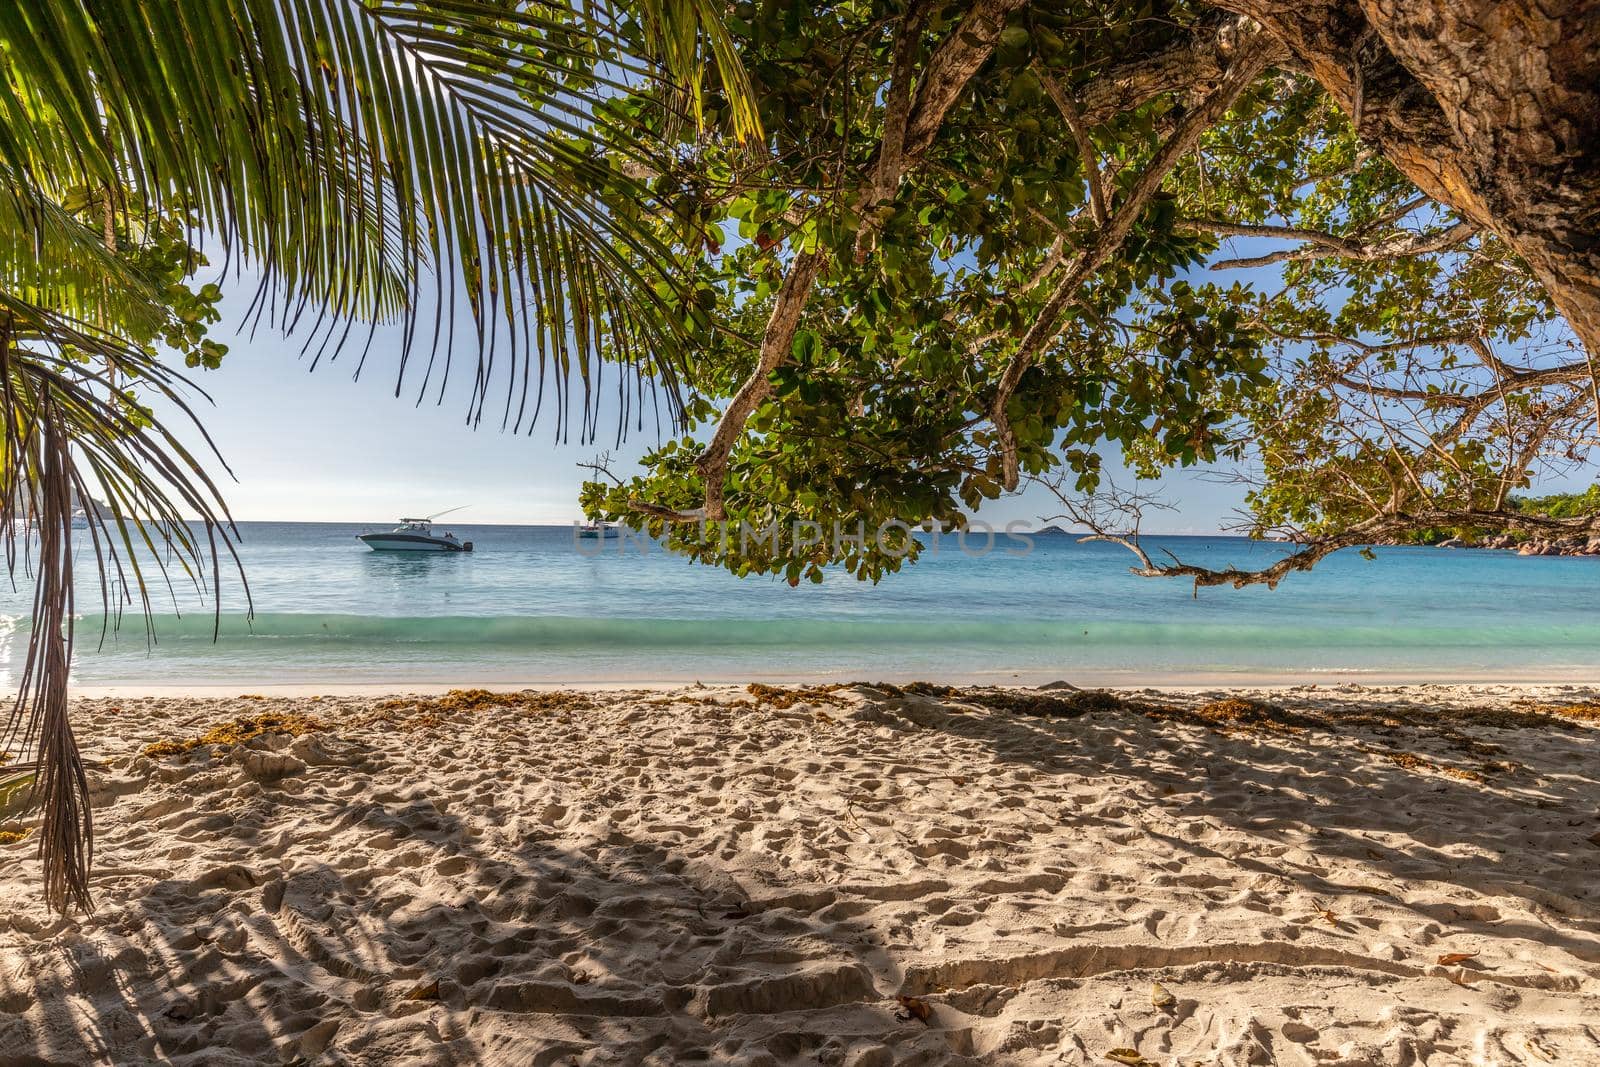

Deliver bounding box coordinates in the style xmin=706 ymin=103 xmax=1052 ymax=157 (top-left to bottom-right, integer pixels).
xmin=1188 ymin=218 xmax=1477 ymax=269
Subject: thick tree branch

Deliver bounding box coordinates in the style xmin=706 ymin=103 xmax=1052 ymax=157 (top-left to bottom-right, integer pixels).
xmin=855 ymin=8 xmax=925 ymax=263
xmin=693 ymin=249 xmax=827 ymax=520
xmin=683 ymin=0 xmax=1034 ymax=520
xmin=1208 ymin=0 xmax=1600 ymax=358
xmin=627 ymin=496 xmax=707 ymax=523
xmin=902 ymin=0 xmax=1031 ymax=160
xmin=1073 ymin=13 xmax=1289 ymax=125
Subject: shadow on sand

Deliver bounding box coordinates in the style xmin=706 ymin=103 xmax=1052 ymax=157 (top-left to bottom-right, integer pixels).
xmin=1 ymin=683 xmax=1597 ymax=1064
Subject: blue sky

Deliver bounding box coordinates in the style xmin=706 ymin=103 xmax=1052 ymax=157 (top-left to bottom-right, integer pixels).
xmin=149 ymin=275 xmax=1251 ymax=532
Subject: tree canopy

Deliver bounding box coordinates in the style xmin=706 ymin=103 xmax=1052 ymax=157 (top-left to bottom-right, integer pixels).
xmin=578 ymin=0 xmax=1600 ymax=590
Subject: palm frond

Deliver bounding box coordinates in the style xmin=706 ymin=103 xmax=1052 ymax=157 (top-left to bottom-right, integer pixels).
xmin=0 ymin=180 xmax=170 ymax=340
xmin=0 ymin=294 xmax=246 ymax=912
xmin=0 ymin=0 xmax=754 ymax=434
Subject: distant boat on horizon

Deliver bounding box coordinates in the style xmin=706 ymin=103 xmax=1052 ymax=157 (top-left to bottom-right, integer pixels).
xmin=577 ymin=520 xmax=621 ymax=539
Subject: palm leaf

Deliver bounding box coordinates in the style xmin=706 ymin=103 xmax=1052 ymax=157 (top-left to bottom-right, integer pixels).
xmin=0 ymin=180 xmax=170 ymax=340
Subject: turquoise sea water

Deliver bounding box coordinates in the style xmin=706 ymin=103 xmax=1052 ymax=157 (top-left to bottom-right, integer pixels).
xmin=3 ymin=522 xmax=1599 ymax=686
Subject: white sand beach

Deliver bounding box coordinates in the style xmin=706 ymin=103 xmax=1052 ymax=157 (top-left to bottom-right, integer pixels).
xmin=2 ymin=682 xmax=1598 ymax=1065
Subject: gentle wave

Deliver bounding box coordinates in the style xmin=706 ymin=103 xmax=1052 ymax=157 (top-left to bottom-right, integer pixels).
xmin=24 ymin=612 xmax=1600 ymax=652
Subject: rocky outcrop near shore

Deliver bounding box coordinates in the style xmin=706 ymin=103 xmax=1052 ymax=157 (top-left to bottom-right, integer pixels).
xmin=1431 ymin=532 xmax=1600 ymax=556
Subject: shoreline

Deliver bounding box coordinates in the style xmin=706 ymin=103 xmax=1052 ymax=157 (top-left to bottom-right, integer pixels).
xmin=68 ymin=667 xmax=1600 ymax=698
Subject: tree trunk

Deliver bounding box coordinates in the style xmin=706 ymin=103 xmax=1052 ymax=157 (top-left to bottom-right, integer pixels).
xmin=1214 ymin=0 xmax=1600 ymax=356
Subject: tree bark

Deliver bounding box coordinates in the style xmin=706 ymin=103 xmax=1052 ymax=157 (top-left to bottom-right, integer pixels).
xmin=903 ymin=0 xmax=1031 ymax=160
xmin=1211 ymin=0 xmax=1600 ymax=356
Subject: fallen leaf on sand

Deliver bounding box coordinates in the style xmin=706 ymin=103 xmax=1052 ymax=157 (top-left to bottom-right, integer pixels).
xmin=1150 ymin=982 xmax=1176 ymax=1010
xmin=1105 ymin=1050 xmax=1153 ymax=1066
xmin=2 ymin=772 xmax=40 ymax=819
xmin=894 ymin=995 xmax=933 ymax=1024
xmin=1437 ymin=951 xmax=1480 ymax=966
xmin=402 ymin=980 xmax=440 ymax=1001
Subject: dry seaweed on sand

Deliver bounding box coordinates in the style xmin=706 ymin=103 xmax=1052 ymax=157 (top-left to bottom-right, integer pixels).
xmin=968 ymin=688 xmax=1139 ymax=718
xmin=860 ymin=684 xmax=1138 ymax=718
xmin=1382 ymin=749 xmax=1488 ymax=782
xmin=1140 ymin=696 xmax=1322 ymax=736
xmin=356 ymin=688 xmax=595 ymax=729
xmin=143 ymin=712 xmax=327 ymax=758
xmin=419 ymin=688 xmax=596 ymax=713
xmin=1137 ymin=697 xmax=1524 ymax=781
xmin=1525 ymin=700 xmax=1600 ymax=725
xmin=658 ymin=682 xmax=877 ymax=712
xmin=745 ymin=682 xmax=848 ymax=708
xmin=958 ymin=690 xmax=1310 ymax=733
xmin=138 ymin=690 xmax=603 ymax=760
xmin=855 ymin=681 xmax=957 ymax=700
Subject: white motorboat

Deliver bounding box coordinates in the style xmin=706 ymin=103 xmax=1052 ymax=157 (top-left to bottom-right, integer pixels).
xmin=359 ymin=508 xmax=473 ymax=553
xmin=577 ymin=520 xmax=621 ymax=539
